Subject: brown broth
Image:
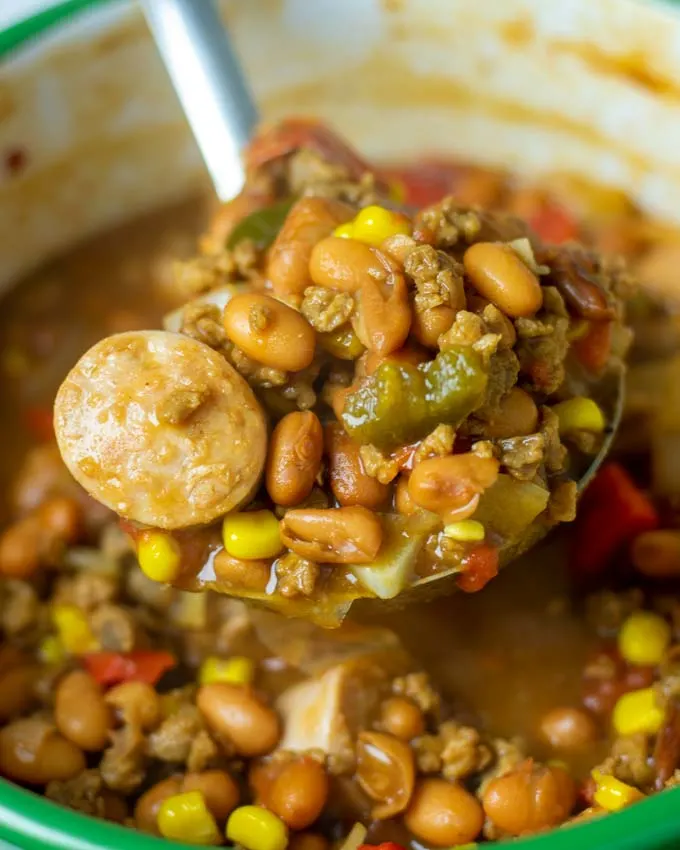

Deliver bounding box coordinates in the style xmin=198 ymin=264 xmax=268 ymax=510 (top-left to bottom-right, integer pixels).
xmin=0 ymin=195 xmax=605 ymax=777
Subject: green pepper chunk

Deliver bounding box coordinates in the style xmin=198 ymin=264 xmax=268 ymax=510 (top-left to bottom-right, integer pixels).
xmin=341 ymin=346 xmax=488 ymax=449
xmin=227 ymin=199 xmax=295 ymax=250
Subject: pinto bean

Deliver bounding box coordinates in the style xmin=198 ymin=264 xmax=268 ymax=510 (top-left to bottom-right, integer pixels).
xmin=0 ymin=664 xmax=39 ymax=721
xmin=280 ymin=506 xmax=383 ymax=564
xmin=482 ymin=388 xmax=539 ymax=439
xmin=55 ymin=670 xmax=112 ymax=752
xmin=408 ymin=453 xmax=499 ymax=522
xmin=464 ymin=242 xmax=543 ymax=318
xmin=213 ymin=551 xmax=271 ymax=592
xmin=105 ymin=681 xmax=161 ymax=730
xmin=197 ymin=683 xmax=280 ymax=757
xmin=0 ymin=497 xmax=82 ymax=579
xmin=309 ymin=237 xmax=387 ymax=293
xmin=135 ymin=776 xmax=182 ymax=834
xmin=266 ymin=412 xmax=324 ymax=506
xmin=404 ymin=778 xmax=484 ymax=847
xmin=325 ymin=424 xmax=389 ymax=509
xmin=411 ymin=305 xmax=457 ymax=349
xmin=356 ymin=731 xmax=415 ymax=819
xmin=539 ymin=707 xmax=597 ymax=752
xmin=352 ymin=274 xmax=412 ymax=356
xmin=632 ymin=530 xmax=680 ymax=578
xmin=223 ymin=292 xmax=316 ymax=372
xmin=267 ymin=197 xmax=354 ymax=297
xmin=0 ymin=717 xmax=86 ymax=785
xmin=482 ymin=761 xmax=576 ymax=835
xmin=183 ymin=770 xmax=240 ymax=821
xmin=394 ymin=476 xmax=417 ymax=516
xmin=265 ymin=757 xmax=329 ymax=830
xmin=380 ymin=697 xmax=425 ymax=741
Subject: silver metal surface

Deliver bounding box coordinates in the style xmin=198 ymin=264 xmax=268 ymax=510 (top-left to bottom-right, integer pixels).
xmin=141 ymin=0 xmax=259 ymax=201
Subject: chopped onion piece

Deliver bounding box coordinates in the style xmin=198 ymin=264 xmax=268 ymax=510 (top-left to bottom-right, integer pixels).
xmin=351 ymin=513 xmax=438 ymax=599
xmin=339 ymin=823 xmax=367 ymax=850
xmin=508 ymin=238 xmax=549 ymax=275
xmin=162 ymin=285 xmax=245 ymax=333
xmin=474 ymin=474 xmax=549 ymax=540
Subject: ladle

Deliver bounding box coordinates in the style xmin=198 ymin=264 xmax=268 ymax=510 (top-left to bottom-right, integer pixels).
xmin=141 ymin=0 xmax=625 ymax=620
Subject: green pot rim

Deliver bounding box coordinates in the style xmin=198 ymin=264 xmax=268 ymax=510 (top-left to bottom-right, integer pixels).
xmin=0 ymin=1 xmax=680 ymax=848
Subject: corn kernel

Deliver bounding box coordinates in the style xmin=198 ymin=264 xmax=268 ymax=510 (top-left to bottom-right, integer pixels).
xmin=591 ymin=770 xmax=644 ymax=812
xmin=158 ymin=791 xmax=220 ymax=845
xmin=612 ymin=687 xmax=664 ymax=737
xmin=137 ymin=532 xmax=181 ymax=583
xmin=553 ymin=397 xmax=606 ymax=435
xmin=52 ymin=605 xmax=99 ymax=655
xmin=333 ymin=222 xmax=355 ymax=239
xmin=226 ymin=805 xmax=288 ymax=850
xmin=618 ymin=611 xmax=671 ymax=666
xmin=443 ymin=520 xmax=485 ymax=543
xmin=222 ymin=510 xmax=283 ymax=560
xmin=199 ymin=655 xmax=254 ymax=686
xmin=351 ymin=205 xmax=411 ymax=246
xmin=38 ymin=634 xmax=66 ymax=665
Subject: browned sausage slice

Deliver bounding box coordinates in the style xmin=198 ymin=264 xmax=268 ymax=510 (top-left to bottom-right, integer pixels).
xmin=54 ymin=331 xmax=267 ymax=530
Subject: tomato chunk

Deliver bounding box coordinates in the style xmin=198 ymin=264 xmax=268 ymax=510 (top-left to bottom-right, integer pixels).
xmin=457 ymin=544 xmax=500 ymax=593
xmin=83 ymin=650 xmax=176 ymax=687
xmin=571 ymin=463 xmax=659 ymax=578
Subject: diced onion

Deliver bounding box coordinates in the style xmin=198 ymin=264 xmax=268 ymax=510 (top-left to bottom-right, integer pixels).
xmin=338 ymin=823 xmax=367 ymax=850
xmin=162 ymin=285 xmax=244 ymax=333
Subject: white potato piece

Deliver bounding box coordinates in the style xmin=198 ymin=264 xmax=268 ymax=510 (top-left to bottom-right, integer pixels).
xmin=54 ymin=330 xmax=267 ymax=529
xmin=276 ymin=653 xmax=408 ymax=757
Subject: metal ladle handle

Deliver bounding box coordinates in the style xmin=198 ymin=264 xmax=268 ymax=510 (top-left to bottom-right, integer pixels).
xmin=141 ymin=0 xmax=259 ymax=201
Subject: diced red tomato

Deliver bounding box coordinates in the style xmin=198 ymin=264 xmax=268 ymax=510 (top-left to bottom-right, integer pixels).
xmin=24 ymin=406 xmax=54 ymax=442
xmin=83 ymin=650 xmax=176 ymax=687
xmin=383 ymin=162 xmax=459 ymax=208
xmin=457 ymin=544 xmax=500 ymax=593
xmin=571 ymin=321 xmax=613 ymax=375
xmin=571 ymin=463 xmax=659 ymax=579
xmin=358 ymin=843 xmax=406 ymax=850
xmin=529 ymin=201 xmax=580 ymax=244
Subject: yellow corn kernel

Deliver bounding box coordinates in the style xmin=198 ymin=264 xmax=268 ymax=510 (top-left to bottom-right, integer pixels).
xmin=52 ymin=605 xmax=99 ymax=655
xmin=38 ymin=634 xmax=66 ymax=665
xmin=618 ymin=611 xmax=671 ymax=666
xmin=612 ymin=687 xmax=664 ymax=737
xmin=351 ymin=205 xmax=411 ymax=246
xmin=553 ymin=397 xmax=606 ymax=435
xmin=226 ymin=805 xmax=288 ymax=850
xmin=333 ymin=222 xmax=355 ymax=239
xmin=443 ymin=520 xmax=485 ymax=543
xmin=199 ymin=655 xmax=254 ymax=686
xmin=591 ymin=770 xmax=644 ymax=812
xmin=137 ymin=532 xmax=181 ymax=583
xmin=157 ymin=791 xmax=220 ymax=845
xmin=222 ymin=510 xmax=283 ymax=560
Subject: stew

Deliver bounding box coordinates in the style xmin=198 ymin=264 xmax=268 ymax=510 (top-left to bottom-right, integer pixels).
xmin=0 ymin=119 xmax=678 ymax=846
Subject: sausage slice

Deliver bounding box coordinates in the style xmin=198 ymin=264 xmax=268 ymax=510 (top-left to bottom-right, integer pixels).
xmin=54 ymin=331 xmax=267 ymax=529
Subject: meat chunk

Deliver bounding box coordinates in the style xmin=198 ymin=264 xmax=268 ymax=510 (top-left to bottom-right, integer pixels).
xmin=54 ymin=331 xmax=268 ymax=529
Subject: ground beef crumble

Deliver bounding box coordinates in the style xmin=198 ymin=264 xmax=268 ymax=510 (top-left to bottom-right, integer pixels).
xmin=275 ymin=552 xmax=320 ymax=599
xmin=301 ymin=286 xmax=354 ymax=333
